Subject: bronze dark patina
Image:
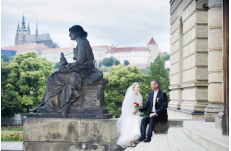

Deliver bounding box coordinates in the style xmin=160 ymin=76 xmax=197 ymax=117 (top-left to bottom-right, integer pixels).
xmin=29 ymin=25 xmax=111 ymax=119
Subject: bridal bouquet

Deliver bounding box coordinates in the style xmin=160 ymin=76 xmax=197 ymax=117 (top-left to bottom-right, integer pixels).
xmin=133 ymin=102 xmax=142 ymax=115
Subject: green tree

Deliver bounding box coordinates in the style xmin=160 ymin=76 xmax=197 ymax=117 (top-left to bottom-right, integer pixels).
xmin=98 ymin=60 xmax=102 ymax=67
xmin=102 ymin=57 xmax=114 ymax=67
xmin=115 ymin=60 xmax=120 ymax=65
xmin=147 ymin=55 xmax=170 ymax=103
xmin=1 ymin=55 xmax=13 ymax=62
xmin=1 ymin=52 xmax=53 ymax=116
xmin=104 ymin=64 xmax=151 ymax=117
xmin=1 ymin=60 xmax=22 ymax=118
xmin=163 ymin=51 xmax=170 ymax=61
xmin=124 ymin=60 xmax=130 ymax=66
xmin=54 ymin=62 xmax=61 ymax=69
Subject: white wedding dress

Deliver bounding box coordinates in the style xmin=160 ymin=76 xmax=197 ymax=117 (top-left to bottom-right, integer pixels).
xmin=117 ymin=86 xmax=143 ymax=148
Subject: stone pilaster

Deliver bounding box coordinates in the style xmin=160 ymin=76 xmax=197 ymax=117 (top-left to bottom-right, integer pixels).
xmin=204 ymin=0 xmax=223 ymax=122
xmin=168 ymin=0 xmax=209 ymax=119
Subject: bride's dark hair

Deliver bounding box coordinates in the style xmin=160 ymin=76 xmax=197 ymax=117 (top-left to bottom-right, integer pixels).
xmin=132 ymin=82 xmax=139 ymax=90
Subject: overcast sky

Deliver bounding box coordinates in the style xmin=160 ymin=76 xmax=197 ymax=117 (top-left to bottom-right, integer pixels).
xmin=1 ymin=0 xmax=170 ymax=53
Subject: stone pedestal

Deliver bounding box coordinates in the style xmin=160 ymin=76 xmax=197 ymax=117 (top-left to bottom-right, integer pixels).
xmin=23 ymin=118 xmax=123 ymax=151
xmin=27 ymin=78 xmax=112 ymax=119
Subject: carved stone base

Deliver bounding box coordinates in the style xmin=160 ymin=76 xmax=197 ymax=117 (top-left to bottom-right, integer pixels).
xmin=28 ymin=77 xmax=112 ymax=119
xmin=23 ymin=118 xmax=123 ymax=151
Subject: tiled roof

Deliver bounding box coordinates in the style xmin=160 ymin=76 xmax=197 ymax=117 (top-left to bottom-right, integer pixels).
xmin=107 ymin=47 xmax=149 ymax=53
xmin=91 ymin=45 xmax=117 ymax=50
xmin=43 ymin=47 xmax=73 ymax=52
xmin=2 ymin=43 xmax=49 ymax=51
xmin=148 ymin=38 xmax=157 ymax=45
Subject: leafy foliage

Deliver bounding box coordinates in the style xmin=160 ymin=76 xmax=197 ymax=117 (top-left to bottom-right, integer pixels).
xmin=147 ymin=55 xmax=170 ymax=104
xmin=53 ymin=62 xmax=61 ymax=69
xmin=124 ymin=60 xmax=130 ymax=66
xmin=163 ymin=51 xmax=170 ymax=61
xmin=102 ymin=57 xmax=120 ymax=67
xmin=1 ymin=55 xmax=13 ymax=62
xmin=1 ymin=52 xmax=53 ymax=117
xmin=104 ymin=65 xmax=151 ymax=117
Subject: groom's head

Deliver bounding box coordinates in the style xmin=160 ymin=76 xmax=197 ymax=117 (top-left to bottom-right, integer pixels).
xmin=151 ymin=80 xmax=159 ymax=90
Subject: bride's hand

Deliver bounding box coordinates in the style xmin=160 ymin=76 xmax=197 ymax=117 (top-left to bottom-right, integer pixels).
xmin=134 ymin=109 xmax=138 ymax=113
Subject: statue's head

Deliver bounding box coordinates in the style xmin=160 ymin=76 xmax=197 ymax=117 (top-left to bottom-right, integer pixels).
xmin=69 ymin=25 xmax=88 ymax=40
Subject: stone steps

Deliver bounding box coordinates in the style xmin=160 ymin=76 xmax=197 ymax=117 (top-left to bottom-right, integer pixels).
xmin=183 ymin=121 xmax=229 ymax=151
xmin=168 ymin=127 xmax=207 ymax=151
xmin=149 ymin=134 xmax=171 ymax=151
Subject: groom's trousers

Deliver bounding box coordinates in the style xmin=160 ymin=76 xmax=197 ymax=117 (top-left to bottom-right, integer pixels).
xmin=140 ymin=115 xmax=160 ymax=138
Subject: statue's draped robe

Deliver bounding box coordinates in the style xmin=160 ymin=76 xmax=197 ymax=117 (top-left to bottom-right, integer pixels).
xmin=37 ymin=38 xmax=102 ymax=110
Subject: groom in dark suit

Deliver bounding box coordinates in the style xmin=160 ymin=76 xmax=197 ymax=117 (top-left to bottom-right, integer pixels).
xmin=134 ymin=80 xmax=168 ymax=143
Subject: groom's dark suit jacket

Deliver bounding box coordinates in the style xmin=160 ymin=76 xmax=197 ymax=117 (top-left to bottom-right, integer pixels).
xmin=138 ymin=89 xmax=168 ymax=121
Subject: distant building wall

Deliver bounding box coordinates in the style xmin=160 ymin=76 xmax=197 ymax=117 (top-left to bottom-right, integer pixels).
xmin=1 ymin=49 xmax=17 ymax=57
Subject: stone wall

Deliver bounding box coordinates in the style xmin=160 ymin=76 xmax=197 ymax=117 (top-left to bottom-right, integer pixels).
xmin=169 ymin=0 xmax=210 ymax=119
xmin=23 ymin=118 xmax=123 ymax=151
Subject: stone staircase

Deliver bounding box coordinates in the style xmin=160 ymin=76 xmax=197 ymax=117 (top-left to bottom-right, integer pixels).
xmin=125 ymin=120 xmax=229 ymax=151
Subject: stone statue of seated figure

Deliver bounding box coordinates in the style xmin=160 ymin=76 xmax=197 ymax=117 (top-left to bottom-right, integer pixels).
xmin=29 ymin=25 xmax=103 ymax=114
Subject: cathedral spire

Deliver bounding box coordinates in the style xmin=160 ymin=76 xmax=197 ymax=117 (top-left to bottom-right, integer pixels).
xmin=21 ymin=14 xmax=26 ymax=30
xmin=28 ymin=24 xmax=30 ymax=33
xmin=17 ymin=22 xmax=19 ymax=31
xmin=36 ymin=22 xmax=38 ymax=36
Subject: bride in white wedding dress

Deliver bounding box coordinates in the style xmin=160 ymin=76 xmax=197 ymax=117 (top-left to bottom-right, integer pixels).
xmin=117 ymin=82 xmax=143 ymax=148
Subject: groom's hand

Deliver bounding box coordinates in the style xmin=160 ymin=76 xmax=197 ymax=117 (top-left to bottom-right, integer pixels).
xmin=150 ymin=113 xmax=156 ymax=117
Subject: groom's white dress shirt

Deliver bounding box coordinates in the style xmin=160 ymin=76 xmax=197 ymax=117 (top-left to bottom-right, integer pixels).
xmin=152 ymin=89 xmax=159 ymax=113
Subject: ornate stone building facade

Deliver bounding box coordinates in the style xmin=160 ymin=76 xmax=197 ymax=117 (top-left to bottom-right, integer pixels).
xmin=15 ymin=15 xmax=57 ymax=48
xmin=168 ymin=0 xmax=229 ymax=135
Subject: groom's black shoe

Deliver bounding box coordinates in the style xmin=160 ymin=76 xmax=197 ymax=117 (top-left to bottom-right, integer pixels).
xmin=134 ymin=137 xmax=145 ymax=144
xmin=143 ymin=137 xmax=151 ymax=142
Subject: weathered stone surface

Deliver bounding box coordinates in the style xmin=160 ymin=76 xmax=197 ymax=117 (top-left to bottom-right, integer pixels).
xmin=208 ymin=7 xmax=222 ymax=27
xmin=182 ymin=87 xmax=208 ymax=101
xmin=170 ymin=40 xmax=179 ymax=55
xmin=23 ymin=118 xmax=80 ymax=142
xmin=167 ymin=109 xmax=204 ymax=119
xmin=182 ymin=0 xmax=208 ymax=22
xmin=170 ymin=51 xmax=180 ymax=65
xmin=170 ymin=74 xmax=180 ymax=85
xmin=183 ymin=39 xmax=208 ymax=58
xmin=183 ymin=67 xmax=208 ymax=82
xmin=170 ymin=62 xmax=180 ymax=75
xmin=183 ymin=25 xmax=208 ymax=46
xmin=23 ymin=118 xmax=122 ymax=151
xmin=209 ymin=71 xmax=222 ymax=82
xmin=24 ymin=142 xmax=123 ymax=151
xmin=180 ymin=101 xmax=209 ymax=112
xmin=208 ymin=83 xmax=222 ymax=103
xmin=183 ymin=11 xmax=208 ymax=34
xmin=170 ymin=88 xmax=182 ymax=101
xmin=23 ymin=142 xmax=51 ymax=151
xmin=208 ymin=29 xmax=222 ymax=50
xmin=183 ymin=53 xmax=208 ymax=70
xmin=208 ymin=51 xmax=222 ymax=71
xmin=170 ymin=29 xmax=180 ymax=45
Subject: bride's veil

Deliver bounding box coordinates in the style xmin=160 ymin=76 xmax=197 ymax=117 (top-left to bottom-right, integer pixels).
xmin=117 ymin=86 xmax=142 ymax=134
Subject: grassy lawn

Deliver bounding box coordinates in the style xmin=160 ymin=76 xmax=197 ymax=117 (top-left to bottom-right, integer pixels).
xmin=1 ymin=131 xmax=23 ymax=142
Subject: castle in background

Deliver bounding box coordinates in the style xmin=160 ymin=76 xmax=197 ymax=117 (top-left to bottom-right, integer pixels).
xmin=15 ymin=15 xmax=57 ymax=48
xmin=106 ymin=38 xmax=164 ymax=68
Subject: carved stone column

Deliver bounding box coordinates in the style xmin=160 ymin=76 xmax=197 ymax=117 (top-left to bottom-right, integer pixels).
xmin=204 ymin=0 xmax=223 ymax=122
